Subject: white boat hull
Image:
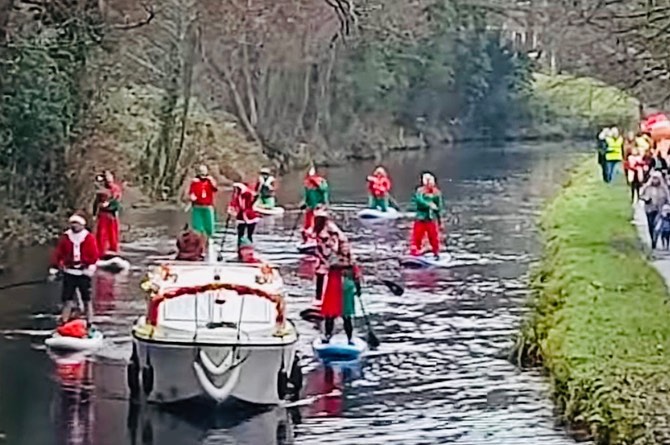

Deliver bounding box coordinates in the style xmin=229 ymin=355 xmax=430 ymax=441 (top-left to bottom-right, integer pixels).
xmin=132 ymin=335 xmax=297 ymax=405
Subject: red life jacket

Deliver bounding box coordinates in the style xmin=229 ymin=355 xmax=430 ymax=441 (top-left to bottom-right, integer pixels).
xmin=57 ymin=319 xmax=87 ymax=338
xmin=367 ymin=175 xmax=391 ymax=197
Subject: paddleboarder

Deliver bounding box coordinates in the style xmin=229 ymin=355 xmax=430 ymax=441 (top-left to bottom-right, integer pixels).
xmin=92 ymin=170 xmax=122 ymax=255
xmin=313 ymin=208 xmax=360 ymax=344
xmin=301 ymin=165 xmax=330 ymax=242
xmin=228 ymin=182 xmax=260 ymax=246
xmin=49 ymin=214 xmax=100 ymax=327
xmin=409 ymin=173 xmax=444 ymax=260
xmin=254 ymin=167 xmax=277 ymax=209
xmin=187 ymin=165 xmax=218 ymax=239
xmin=238 ymin=236 xmax=262 ymax=263
xmin=366 ymin=166 xmax=392 ymax=212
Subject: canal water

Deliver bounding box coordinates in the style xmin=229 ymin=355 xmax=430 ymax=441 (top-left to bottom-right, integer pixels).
xmin=0 ymin=142 xmax=584 ymax=445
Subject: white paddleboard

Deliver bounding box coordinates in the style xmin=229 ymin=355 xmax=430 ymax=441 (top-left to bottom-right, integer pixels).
xmin=313 ymin=335 xmax=367 ymax=362
xmin=254 ymin=205 xmax=285 ymax=216
xmin=296 ymin=240 xmax=317 ymax=253
xmin=96 ymin=256 xmax=131 ymax=273
xmin=399 ymin=253 xmax=453 ymax=268
xmin=45 ymin=330 xmax=104 ymax=352
xmin=357 ymin=207 xmax=400 ymax=220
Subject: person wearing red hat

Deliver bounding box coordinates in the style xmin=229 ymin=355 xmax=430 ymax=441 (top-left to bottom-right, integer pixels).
xmin=50 ymin=214 xmax=100 ymax=326
xmin=314 ymin=208 xmax=360 ymax=344
xmin=92 ymin=170 xmax=122 ymax=254
xmin=409 ymin=172 xmax=444 ymax=259
xmin=301 ymin=165 xmax=330 ymax=242
xmin=228 ymin=182 xmax=260 ymax=246
xmin=175 ymin=224 xmax=206 ymax=261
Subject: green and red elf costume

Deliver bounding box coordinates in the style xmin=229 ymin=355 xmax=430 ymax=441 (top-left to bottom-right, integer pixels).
xmin=189 ymin=167 xmax=218 ymax=238
xmin=314 ymin=209 xmax=360 ymax=344
xmin=409 ymin=173 xmax=444 ymax=258
xmin=302 ymin=165 xmax=330 ymax=241
xmin=367 ymin=166 xmax=392 ymax=211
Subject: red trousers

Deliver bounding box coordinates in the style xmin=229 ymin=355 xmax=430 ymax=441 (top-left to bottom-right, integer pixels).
xmin=410 ymin=220 xmax=440 ymax=255
xmin=302 ymin=209 xmax=315 ymax=239
xmin=96 ymin=213 xmax=119 ymax=254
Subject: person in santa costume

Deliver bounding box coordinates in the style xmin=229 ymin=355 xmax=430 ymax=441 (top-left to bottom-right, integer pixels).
xmin=301 ymin=164 xmax=330 ymax=241
xmin=92 ymin=170 xmax=122 ymax=254
xmin=409 ymin=172 xmax=444 ymax=259
xmin=237 ymin=236 xmax=262 ymax=263
xmin=366 ymin=166 xmax=392 ymax=211
xmin=254 ymin=167 xmax=278 ymax=209
xmin=50 ymin=214 xmax=100 ymax=326
xmin=188 ymin=165 xmax=218 ymax=238
xmin=228 ymin=182 xmax=260 ymax=246
xmin=314 ymin=208 xmax=361 ymax=344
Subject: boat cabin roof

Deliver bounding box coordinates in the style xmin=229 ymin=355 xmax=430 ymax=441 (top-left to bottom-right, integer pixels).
xmin=148 ymin=262 xmax=284 ymax=295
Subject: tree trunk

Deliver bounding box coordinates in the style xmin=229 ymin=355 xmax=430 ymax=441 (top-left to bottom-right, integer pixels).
xmin=0 ymin=0 xmax=14 ymax=43
xmin=241 ymin=39 xmax=258 ymax=127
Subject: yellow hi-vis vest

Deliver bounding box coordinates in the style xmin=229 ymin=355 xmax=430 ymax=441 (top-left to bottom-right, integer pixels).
xmin=605 ymin=136 xmax=624 ymax=161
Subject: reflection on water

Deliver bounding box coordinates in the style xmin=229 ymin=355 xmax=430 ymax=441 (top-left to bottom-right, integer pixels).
xmin=0 ymin=143 xmax=586 ymax=445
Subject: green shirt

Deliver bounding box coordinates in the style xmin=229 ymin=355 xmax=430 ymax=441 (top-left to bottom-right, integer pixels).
xmin=304 ymin=178 xmax=330 ymax=209
xmin=410 ymin=188 xmax=443 ymax=221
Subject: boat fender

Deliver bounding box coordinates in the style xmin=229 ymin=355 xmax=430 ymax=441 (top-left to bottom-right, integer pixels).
xmin=127 ymin=345 xmax=141 ymax=399
xmin=277 ymin=352 xmax=288 ymax=400
xmin=289 ymin=352 xmax=303 ymax=400
xmin=142 ymin=354 xmax=154 ymax=396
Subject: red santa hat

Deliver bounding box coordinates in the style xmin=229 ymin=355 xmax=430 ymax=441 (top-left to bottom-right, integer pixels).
xmin=68 ymin=214 xmax=86 ymax=226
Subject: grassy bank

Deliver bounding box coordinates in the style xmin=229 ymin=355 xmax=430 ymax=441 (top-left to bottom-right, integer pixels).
xmin=515 ymin=162 xmax=670 ymax=444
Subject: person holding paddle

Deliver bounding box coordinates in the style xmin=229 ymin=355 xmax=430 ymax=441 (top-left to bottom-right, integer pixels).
xmin=366 ymin=166 xmax=392 ymax=212
xmin=187 ymin=165 xmax=218 ymax=239
xmin=409 ymin=172 xmax=444 ymax=260
xmin=92 ymin=170 xmax=122 ymax=255
xmin=313 ymin=208 xmax=360 ymax=344
xmin=49 ymin=214 xmax=100 ymax=327
xmin=301 ymin=165 xmax=330 ymax=242
xmin=228 ymin=182 xmax=260 ymax=245
xmin=254 ymin=167 xmax=277 ymax=209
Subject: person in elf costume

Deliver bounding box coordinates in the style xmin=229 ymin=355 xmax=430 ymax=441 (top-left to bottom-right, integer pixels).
xmin=188 ymin=165 xmax=218 ymax=238
xmin=237 ymin=236 xmax=262 ymax=263
xmin=254 ymin=167 xmax=277 ymax=209
xmin=366 ymin=166 xmax=392 ymax=211
xmin=50 ymin=214 xmax=100 ymax=327
xmin=301 ymin=165 xmax=330 ymax=242
xmin=92 ymin=170 xmax=122 ymax=254
xmin=409 ymin=172 xmax=444 ymax=259
xmin=175 ymin=224 xmax=205 ymax=261
xmin=315 ymin=208 xmax=361 ymax=344
xmin=228 ymin=182 xmax=260 ymax=245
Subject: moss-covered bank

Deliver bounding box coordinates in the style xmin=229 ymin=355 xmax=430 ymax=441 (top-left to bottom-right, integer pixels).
xmin=515 ymin=162 xmax=670 ymax=444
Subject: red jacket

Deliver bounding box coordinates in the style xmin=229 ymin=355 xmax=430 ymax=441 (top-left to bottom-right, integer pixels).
xmin=228 ymin=186 xmax=259 ymax=223
xmin=367 ymin=175 xmax=392 ymax=197
xmin=51 ymin=230 xmax=100 ymax=270
xmin=189 ymin=178 xmax=218 ymax=206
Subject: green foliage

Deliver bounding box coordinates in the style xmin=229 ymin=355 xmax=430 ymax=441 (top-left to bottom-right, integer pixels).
xmin=515 ymin=162 xmax=670 ymax=444
xmin=333 ymin=0 xmax=533 ymax=141
xmin=528 ymin=74 xmax=639 ymax=138
xmin=0 ymin=10 xmax=101 ymax=212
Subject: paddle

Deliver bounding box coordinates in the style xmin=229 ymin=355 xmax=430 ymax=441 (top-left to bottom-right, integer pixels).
xmin=389 ymin=195 xmax=401 ymax=211
xmin=287 ymin=207 xmax=304 ymax=243
xmin=215 ymin=215 xmax=232 ymax=262
xmin=354 ymin=279 xmax=380 ymax=349
xmin=379 ymin=278 xmax=404 ymax=296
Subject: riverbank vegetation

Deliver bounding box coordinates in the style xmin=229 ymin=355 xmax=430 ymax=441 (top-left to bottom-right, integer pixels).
xmin=515 ymin=162 xmax=670 ymax=444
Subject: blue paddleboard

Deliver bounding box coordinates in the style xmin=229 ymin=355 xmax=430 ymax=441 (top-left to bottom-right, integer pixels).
xmin=399 ymin=253 xmax=453 ymax=268
xmin=313 ymin=335 xmax=367 ymax=362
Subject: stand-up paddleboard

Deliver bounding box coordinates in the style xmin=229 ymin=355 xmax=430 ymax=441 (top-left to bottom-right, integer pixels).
xmin=357 ymin=207 xmax=400 ymax=220
xmin=96 ymin=255 xmax=131 ymax=274
xmin=45 ymin=329 xmax=104 ymax=352
xmin=254 ymin=205 xmax=286 ymax=217
xmin=400 ymin=252 xmax=453 ymax=268
xmin=296 ymin=240 xmax=317 ymax=254
xmin=313 ymin=335 xmax=367 ymax=362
